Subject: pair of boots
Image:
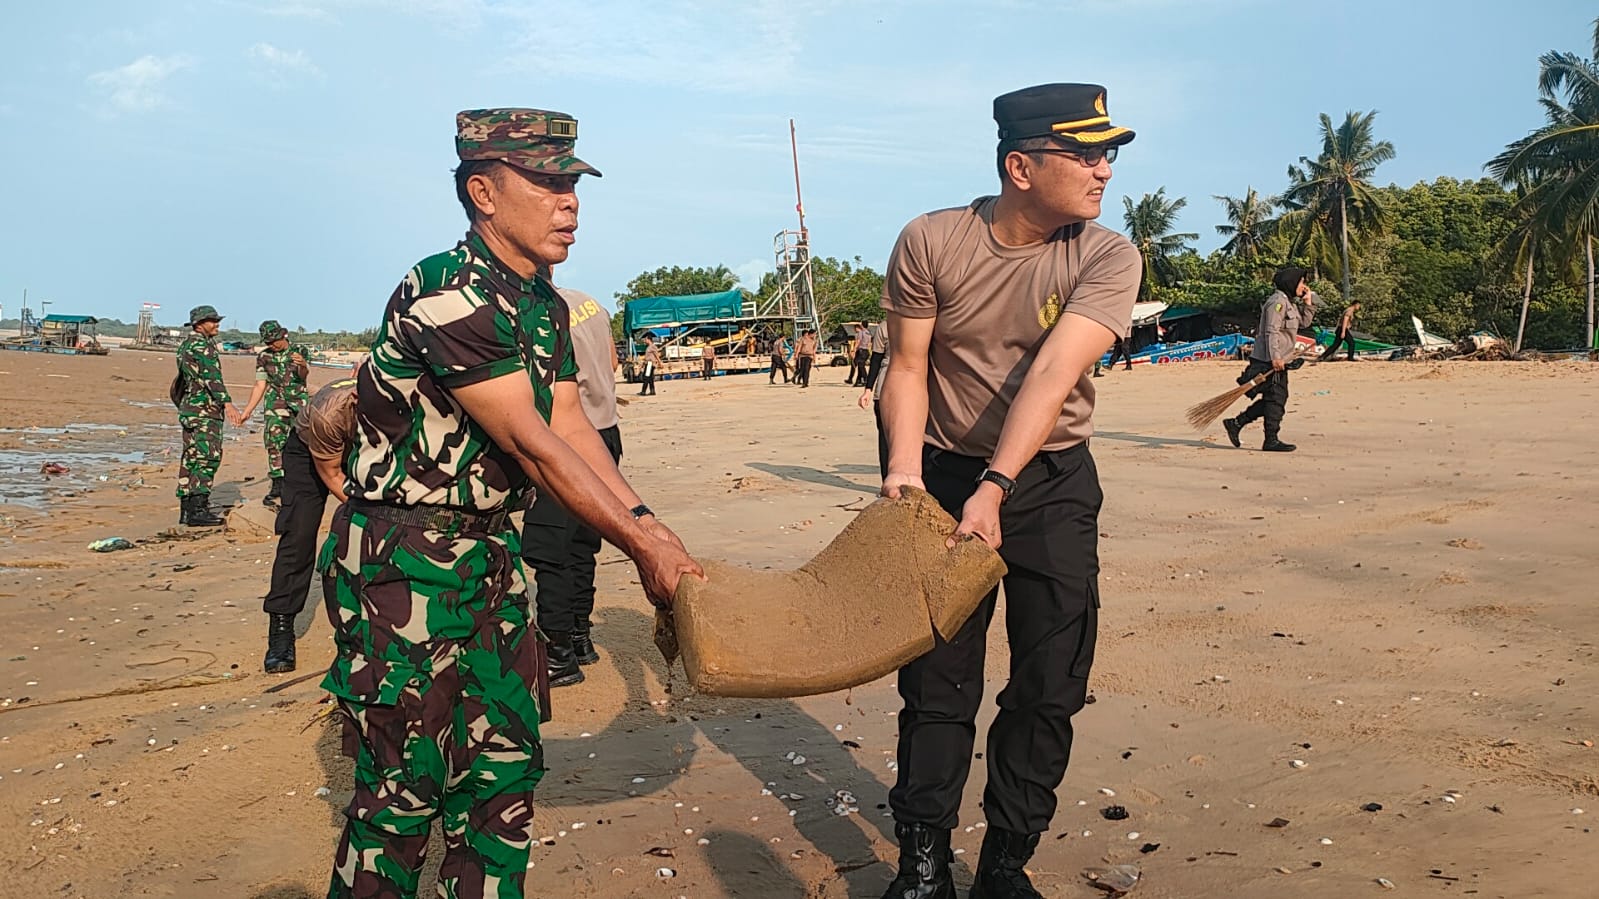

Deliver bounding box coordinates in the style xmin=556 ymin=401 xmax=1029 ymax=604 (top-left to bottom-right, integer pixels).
xmin=262 ymin=476 xmax=283 ymax=509
xmin=264 ymin=612 xmax=296 ymax=673
xmin=883 ymin=823 xmax=1042 ymax=899
xmin=547 ymin=628 xmax=599 ymax=687
xmin=178 ymin=494 xmax=225 ymax=527
xmin=1222 ymin=418 xmax=1296 ymax=453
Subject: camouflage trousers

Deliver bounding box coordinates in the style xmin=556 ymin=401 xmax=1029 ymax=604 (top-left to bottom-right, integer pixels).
xmin=321 ymin=509 xmax=544 ymax=899
xmin=263 ymin=411 xmax=294 ymax=479
xmin=176 ymin=414 xmax=223 ymax=498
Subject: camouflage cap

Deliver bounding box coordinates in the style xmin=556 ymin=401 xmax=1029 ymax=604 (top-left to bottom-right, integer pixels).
xmin=188 ymin=305 xmax=223 ymax=326
xmin=259 ymin=320 xmax=288 ymax=342
xmin=456 ymin=108 xmax=602 ymax=178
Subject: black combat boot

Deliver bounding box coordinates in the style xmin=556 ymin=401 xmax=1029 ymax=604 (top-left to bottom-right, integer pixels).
xmin=183 ymin=495 xmax=225 ymax=528
xmin=969 ymin=828 xmax=1043 ymax=899
xmin=546 ymin=635 xmax=585 ymax=687
xmin=881 ymin=822 xmax=955 ymax=899
xmin=263 ymin=476 xmax=283 ymax=509
xmin=264 ymin=613 xmax=297 ymax=673
xmin=571 ymin=628 xmax=600 ymax=666
xmin=1222 ymin=417 xmax=1243 ymax=448
xmin=1262 ymin=438 xmax=1297 ymax=453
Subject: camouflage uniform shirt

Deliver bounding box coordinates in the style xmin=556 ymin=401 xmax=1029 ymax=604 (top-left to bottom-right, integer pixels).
xmin=255 ymin=345 xmax=310 ymax=413
xmin=348 ymin=231 xmax=577 ymax=511
xmin=176 ymin=332 xmax=232 ymax=419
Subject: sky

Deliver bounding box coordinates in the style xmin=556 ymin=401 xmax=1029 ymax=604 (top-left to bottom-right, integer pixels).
xmin=0 ymin=0 xmax=1590 ymax=331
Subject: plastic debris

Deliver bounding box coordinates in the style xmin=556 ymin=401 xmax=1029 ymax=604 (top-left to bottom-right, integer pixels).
xmin=1361 ymin=802 xmax=1383 ymax=812
xmin=1101 ymin=805 xmax=1129 ymax=821
xmin=40 ymin=462 xmax=70 ymax=476
xmin=1083 ymin=864 xmax=1141 ymax=894
xmin=88 ymin=537 xmax=134 ymax=553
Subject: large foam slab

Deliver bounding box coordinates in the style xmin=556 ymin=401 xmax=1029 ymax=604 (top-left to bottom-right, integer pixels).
xmin=664 ymin=487 xmax=1006 ymax=698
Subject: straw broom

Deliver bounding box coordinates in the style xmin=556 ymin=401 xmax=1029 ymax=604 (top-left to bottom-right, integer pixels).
xmin=1185 ymin=350 xmax=1313 ymax=430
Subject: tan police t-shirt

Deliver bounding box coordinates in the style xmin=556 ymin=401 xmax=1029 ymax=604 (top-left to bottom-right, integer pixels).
xmin=559 ymin=288 xmax=620 ymax=431
xmin=881 ymin=196 xmax=1140 ymax=457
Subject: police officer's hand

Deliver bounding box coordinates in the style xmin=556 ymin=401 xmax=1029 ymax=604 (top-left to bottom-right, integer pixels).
xmin=951 ymin=485 xmax=1003 ymax=549
xmin=641 ymin=516 xmax=689 ymax=554
xmin=881 ymin=471 xmax=925 ymax=500
xmin=634 ymin=538 xmax=704 ymax=609
xmin=1272 ymin=358 xmax=1286 ymax=372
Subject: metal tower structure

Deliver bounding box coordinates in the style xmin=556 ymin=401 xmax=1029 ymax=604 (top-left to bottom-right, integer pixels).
xmin=751 ymin=120 xmax=821 ymax=335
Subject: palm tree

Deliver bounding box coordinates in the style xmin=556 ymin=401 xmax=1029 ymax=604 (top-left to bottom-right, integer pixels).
xmin=1279 ymin=111 xmax=1397 ymax=304
xmin=1487 ymin=18 xmax=1599 ymax=349
xmin=1123 ymin=188 xmax=1199 ymax=300
xmin=1213 ymin=188 xmax=1277 ymax=260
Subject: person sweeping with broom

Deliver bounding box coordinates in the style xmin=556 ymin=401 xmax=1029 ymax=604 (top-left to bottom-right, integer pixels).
xmin=1221 ymin=267 xmax=1318 ymax=452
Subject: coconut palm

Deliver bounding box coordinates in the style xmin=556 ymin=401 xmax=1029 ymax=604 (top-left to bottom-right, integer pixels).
xmin=1487 ymin=17 xmax=1599 ymax=349
xmin=1279 ymin=111 xmax=1396 ymax=303
xmin=1123 ymin=188 xmax=1199 ymax=300
xmin=1213 ymin=188 xmax=1277 ymax=261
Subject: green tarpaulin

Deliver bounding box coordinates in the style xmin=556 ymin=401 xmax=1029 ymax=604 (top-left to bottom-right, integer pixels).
xmin=624 ymin=290 xmax=744 ymax=334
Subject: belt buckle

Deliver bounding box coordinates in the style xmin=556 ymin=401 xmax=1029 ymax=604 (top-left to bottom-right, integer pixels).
xmin=426 ymin=509 xmax=456 ymax=532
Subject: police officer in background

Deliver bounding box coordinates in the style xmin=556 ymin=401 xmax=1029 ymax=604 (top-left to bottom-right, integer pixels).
xmin=879 ymin=83 xmax=1140 ymax=899
xmin=523 ymin=286 xmax=623 ymax=687
xmin=1223 ymin=266 xmax=1318 ymax=453
xmin=262 ymin=367 xmax=360 ymax=674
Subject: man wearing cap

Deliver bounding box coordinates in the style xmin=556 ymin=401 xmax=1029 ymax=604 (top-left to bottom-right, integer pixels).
xmin=173 ymin=305 xmax=243 ymax=527
xmin=237 ymin=320 xmax=310 ymax=508
xmin=321 ymin=108 xmax=702 ymax=899
xmin=1222 ymin=267 xmax=1318 ymax=452
xmin=878 ymin=84 xmax=1140 ymax=899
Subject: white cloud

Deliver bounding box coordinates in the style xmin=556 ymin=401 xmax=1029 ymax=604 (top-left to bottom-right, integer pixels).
xmin=87 ymin=55 xmax=192 ymax=113
xmin=732 ymin=257 xmax=772 ymax=290
xmin=248 ymin=42 xmax=322 ymax=80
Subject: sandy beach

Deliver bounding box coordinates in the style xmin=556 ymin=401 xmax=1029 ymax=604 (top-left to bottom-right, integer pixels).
xmin=1 ymin=349 xmax=1595 ymax=899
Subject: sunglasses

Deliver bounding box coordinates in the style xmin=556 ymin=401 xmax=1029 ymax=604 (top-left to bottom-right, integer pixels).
xmin=1029 ymin=145 xmax=1119 ymax=167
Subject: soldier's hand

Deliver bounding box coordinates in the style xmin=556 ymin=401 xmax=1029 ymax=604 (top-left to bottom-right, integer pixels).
xmin=1271 ymin=358 xmax=1286 ymax=372
xmin=880 ymin=471 xmax=925 ymax=500
xmin=290 ymin=352 xmax=306 ymax=366
xmin=634 ymin=540 xmax=704 ymax=609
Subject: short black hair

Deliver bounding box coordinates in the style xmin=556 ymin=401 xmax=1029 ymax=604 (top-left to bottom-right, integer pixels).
xmin=453 ymin=160 xmax=504 ymax=222
xmin=996 ymin=136 xmax=1061 ymax=183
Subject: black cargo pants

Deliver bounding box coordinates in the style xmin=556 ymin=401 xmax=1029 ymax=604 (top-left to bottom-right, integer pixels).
xmin=263 ymin=430 xmax=334 ymax=616
xmin=521 ymin=425 xmax=623 ymax=638
xmin=888 ymin=442 xmax=1102 ymax=836
xmin=1233 ymin=358 xmax=1290 ymax=442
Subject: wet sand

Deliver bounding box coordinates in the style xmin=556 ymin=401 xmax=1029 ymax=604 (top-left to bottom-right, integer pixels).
xmin=1 ymin=350 xmax=1596 ymax=898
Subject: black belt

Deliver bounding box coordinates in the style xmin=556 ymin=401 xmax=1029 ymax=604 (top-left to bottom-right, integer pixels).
xmin=347 ymin=498 xmax=511 ymax=535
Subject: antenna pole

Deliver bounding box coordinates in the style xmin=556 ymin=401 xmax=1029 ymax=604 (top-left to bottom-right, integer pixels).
xmin=790 ymin=119 xmax=806 ymax=239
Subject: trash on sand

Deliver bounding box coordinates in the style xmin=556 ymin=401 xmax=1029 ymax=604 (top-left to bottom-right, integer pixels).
xmin=1361 ymin=802 xmax=1383 ymax=812
xmin=1265 ymin=817 xmax=1291 ymax=828
xmin=88 ymin=537 xmax=134 ymax=553
xmin=40 ymin=462 xmax=70 ymax=476
xmin=1083 ymin=864 xmax=1140 ymax=894
xmin=1101 ymin=805 xmax=1129 ymax=821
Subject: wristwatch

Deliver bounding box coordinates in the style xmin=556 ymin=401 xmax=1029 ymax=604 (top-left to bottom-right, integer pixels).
xmin=976 ymin=469 xmax=1016 ymax=504
xmin=629 ymin=504 xmax=654 ymax=520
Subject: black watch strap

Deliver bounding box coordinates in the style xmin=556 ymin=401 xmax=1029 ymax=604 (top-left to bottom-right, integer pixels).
xmin=976 ymin=469 xmax=1016 ymax=504
xmin=630 ymin=504 xmax=654 ymax=520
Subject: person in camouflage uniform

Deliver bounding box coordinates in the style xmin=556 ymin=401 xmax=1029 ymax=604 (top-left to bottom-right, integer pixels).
xmin=320 ymin=108 xmax=703 ymax=899
xmin=238 ymin=320 xmax=311 ymax=507
xmin=174 ymin=305 xmax=242 ymax=527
